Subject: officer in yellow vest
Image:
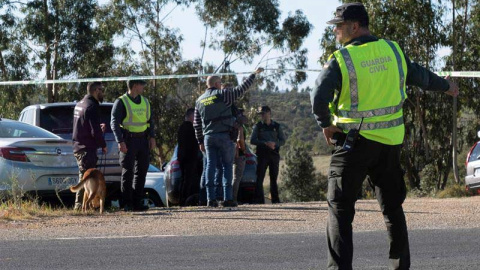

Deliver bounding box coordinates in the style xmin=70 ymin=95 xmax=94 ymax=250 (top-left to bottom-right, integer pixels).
xmin=111 ymin=79 xmax=156 ymax=212
xmin=310 ymin=3 xmax=459 ymax=270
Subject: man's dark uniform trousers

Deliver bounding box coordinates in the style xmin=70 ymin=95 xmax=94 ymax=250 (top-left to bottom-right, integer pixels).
xmin=72 ymin=95 xmax=107 ymax=208
xmin=250 ymin=120 xmax=285 ymax=204
xmin=111 ymin=94 xmax=155 ymax=209
xmin=311 ymin=34 xmax=450 ymax=270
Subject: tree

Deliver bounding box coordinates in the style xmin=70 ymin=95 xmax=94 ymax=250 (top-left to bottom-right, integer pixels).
xmin=279 ymin=146 xmax=326 ymax=202
xmin=196 ymin=0 xmax=312 ymax=87
xmin=19 ymin=0 xmax=117 ymax=103
xmin=443 ymin=0 xmax=480 ymax=188
xmin=96 ymin=0 xmax=196 ymax=163
xmin=0 ymin=1 xmax=36 ymax=118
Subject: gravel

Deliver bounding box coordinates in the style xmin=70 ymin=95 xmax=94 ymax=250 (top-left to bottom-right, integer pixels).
xmin=1 ymin=196 xmax=479 ymax=241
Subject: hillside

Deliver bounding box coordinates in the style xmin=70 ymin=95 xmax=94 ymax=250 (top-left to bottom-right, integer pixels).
xmin=246 ymin=90 xmax=330 ymax=157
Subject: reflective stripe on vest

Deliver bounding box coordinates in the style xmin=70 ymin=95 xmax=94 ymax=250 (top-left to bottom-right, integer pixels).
xmin=332 ymin=39 xmax=408 ymax=145
xmin=337 ymin=40 xmax=406 ymax=119
xmin=120 ymin=94 xmax=150 ymax=132
xmin=337 ymin=116 xmax=404 ymax=131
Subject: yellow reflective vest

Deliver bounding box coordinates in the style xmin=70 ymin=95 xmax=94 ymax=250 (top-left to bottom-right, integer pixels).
xmin=119 ymin=94 xmax=151 ymax=133
xmin=331 ymin=39 xmax=407 ymax=145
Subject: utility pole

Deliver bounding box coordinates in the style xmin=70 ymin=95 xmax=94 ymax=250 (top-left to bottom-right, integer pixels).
xmin=452 ymin=0 xmax=460 ymax=184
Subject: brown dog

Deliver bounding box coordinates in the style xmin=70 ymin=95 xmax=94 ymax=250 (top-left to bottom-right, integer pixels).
xmin=70 ymin=168 xmax=106 ymax=214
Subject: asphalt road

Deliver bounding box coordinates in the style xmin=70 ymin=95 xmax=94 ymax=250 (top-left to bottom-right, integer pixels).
xmin=0 ymin=228 xmax=479 ymax=270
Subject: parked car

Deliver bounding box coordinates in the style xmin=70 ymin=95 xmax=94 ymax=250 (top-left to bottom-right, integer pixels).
xmin=465 ymin=131 xmax=480 ymax=195
xmin=19 ymin=102 xmax=120 ymax=182
xmin=144 ymin=164 xmax=167 ymax=207
xmin=0 ymin=118 xmax=78 ymax=200
xmin=163 ymin=145 xmax=258 ymax=206
xmin=19 ymin=102 xmax=164 ymax=206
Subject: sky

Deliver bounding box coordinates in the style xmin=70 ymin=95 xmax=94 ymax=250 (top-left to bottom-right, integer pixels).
xmin=108 ymin=0 xmax=452 ymax=90
xmin=158 ymin=0 xmax=339 ymax=90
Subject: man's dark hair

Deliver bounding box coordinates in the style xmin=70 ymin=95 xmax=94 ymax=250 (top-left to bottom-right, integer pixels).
xmin=127 ymin=79 xmax=147 ymax=90
xmin=87 ymin=82 xmax=103 ymax=95
xmin=185 ymin=108 xmax=195 ymax=118
xmin=351 ymin=17 xmax=369 ymax=28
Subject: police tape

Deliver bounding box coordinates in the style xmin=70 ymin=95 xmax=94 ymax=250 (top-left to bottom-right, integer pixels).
xmin=0 ymin=71 xmax=253 ymax=86
xmin=0 ymin=70 xmax=479 ymax=86
xmin=435 ymin=71 xmax=480 ymax=78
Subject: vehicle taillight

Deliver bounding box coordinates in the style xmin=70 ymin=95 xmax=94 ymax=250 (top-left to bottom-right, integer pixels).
xmin=0 ymin=147 xmax=35 ymax=162
xmin=170 ymin=160 xmax=181 ymax=172
xmin=466 ymin=142 xmax=479 ymax=167
xmin=243 ymin=186 xmax=255 ymax=192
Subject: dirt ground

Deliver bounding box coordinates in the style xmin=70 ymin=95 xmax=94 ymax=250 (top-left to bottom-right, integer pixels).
xmin=1 ymin=196 xmax=479 ymax=241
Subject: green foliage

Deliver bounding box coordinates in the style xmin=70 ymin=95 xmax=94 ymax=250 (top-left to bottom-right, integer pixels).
xmin=197 ymin=0 xmax=312 ymax=86
xmin=279 ymin=146 xmax=326 ymax=202
xmin=419 ymin=163 xmax=439 ymax=196
xmin=437 ymin=184 xmax=469 ymax=198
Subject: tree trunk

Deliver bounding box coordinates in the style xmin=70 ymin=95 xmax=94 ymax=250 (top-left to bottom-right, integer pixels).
xmin=441 ymin=150 xmax=453 ymax=190
xmin=415 ymin=90 xmax=430 ymax=161
xmin=43 ymin=0 xmax=53 ymax=103
xmin=0 ymin=50 xmax=7 ymax=80
xmin=403 ymin=138 xmax=421 ymax=189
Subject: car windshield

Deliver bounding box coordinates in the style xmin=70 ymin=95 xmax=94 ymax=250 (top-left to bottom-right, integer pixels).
xmin=469 ymin=143 xmax=480 ymax=162
xmin=0 ymin=121 xmax=59 ymax=138
xmin=40 ymin=105 xmax=113 ymax=134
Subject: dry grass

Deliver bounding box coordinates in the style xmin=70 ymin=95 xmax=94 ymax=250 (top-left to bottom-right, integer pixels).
xmin=0 ymin=200 xmax=80 ymax=221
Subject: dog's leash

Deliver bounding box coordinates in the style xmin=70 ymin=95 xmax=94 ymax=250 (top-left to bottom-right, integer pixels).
xmin=102 ymin=132 xmax=107 ymax=175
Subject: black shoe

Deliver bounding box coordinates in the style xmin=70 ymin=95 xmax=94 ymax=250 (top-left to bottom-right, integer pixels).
xmin=221 ymin=200 xmax=238 ymax=208
xmin=133 ymin=205 xmax=149 ymax=211
xmin=207 ymin=200 xmax=218 ymax=207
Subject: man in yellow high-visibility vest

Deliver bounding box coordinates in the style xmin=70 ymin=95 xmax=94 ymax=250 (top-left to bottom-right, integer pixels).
xmin=111 ymin=79 xmax=156 ymax=212
xmin=311 ymin=3 xmax=459 ymax=269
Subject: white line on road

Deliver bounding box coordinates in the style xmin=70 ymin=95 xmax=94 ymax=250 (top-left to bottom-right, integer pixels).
xmin=56 ymin=234 xmax=179 ymax=240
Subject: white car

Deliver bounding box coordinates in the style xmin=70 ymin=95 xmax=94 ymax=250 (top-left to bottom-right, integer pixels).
xmin=18 ymin=103 xmax=166 ymax=207
xmin=144 ymin=164 xmax=167 ymax=207
xmin=465 ymin=131 xmax=480 ymax=195
xmin=0 ymin=118 xmax=78 ymax=199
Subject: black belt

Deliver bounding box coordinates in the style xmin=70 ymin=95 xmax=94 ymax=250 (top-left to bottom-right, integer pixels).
xmin=125 ymin=131 xmax=147 ymax=138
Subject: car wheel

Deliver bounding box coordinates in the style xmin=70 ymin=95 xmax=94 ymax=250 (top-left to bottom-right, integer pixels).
xmin=144 ymin=190 xmax=163 ymax=207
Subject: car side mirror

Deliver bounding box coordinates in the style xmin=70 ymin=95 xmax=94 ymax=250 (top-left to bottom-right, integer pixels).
xmin=477 ymin=131 xmax=480 ymax=138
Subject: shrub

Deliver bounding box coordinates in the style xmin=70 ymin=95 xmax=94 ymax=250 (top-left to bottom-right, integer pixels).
xmin=279 ymin=146 xmax=326 ymax=202
xmin=437 ymin=184 xmax=469 ymax=198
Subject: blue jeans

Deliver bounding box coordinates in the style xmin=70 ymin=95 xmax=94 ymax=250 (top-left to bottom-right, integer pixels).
xmin=199 ymin=152 xmax=223 ymax=203
xmin=204 ymin=133 xmax=235 ymax=201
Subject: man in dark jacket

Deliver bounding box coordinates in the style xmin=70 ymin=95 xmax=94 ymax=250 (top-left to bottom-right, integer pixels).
xmin=72 ymin=81 xmax=107 ymax=210
xmin=177 ymin=108 xmax=202 ymax=205
xmin=250 ymin=106 xmax=286 ymax=204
